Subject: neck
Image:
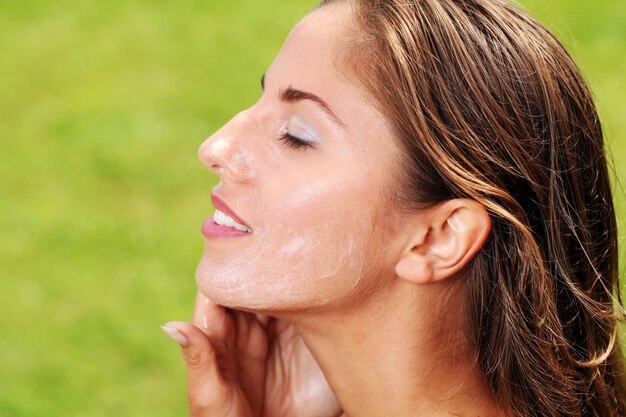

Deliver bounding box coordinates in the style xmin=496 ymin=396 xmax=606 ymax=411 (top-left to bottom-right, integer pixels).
xmin=281 ymin=278 xmax=502 ymax=417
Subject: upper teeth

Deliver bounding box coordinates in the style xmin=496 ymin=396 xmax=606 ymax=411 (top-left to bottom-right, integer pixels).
xmin=213 ymin=209 xmax=252 ymax=233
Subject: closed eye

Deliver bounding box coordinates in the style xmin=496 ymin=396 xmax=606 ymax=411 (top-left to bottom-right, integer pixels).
xmin=278 ymin=132 xmax=311 ymax=150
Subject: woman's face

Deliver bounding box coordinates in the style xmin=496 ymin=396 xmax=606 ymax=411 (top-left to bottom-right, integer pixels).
xmin=196 ymin=4 xmax=406 ymax=312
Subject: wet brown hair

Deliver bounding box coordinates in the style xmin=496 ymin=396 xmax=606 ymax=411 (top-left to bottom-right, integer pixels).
xmin=319 ymin=0 xmax=626 ymax=415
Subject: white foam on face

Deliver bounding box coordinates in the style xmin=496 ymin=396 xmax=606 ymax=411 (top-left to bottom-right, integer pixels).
xmin=196 ymin=128 xmax=383 ymax=310
xmin=196 ymin=209 xmax=372 ymax=311
xmin=206 ymin=139 xmax=229 ymax=163
xmin=230 ymin=151 xmax=256 ymax=180
xmin=282 ymin=236 xmax=307 ymax=255
xmin=204 ymin=135 xmax=257 ymax=180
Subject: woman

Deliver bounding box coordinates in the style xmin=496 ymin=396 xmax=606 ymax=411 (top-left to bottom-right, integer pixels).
xmin=161 ymin=0 xmax=626 ymax=415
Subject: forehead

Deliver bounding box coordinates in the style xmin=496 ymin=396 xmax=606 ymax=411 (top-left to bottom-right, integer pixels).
xmin=265 ymin=4 xmax=393 ymax=139
xmin=267 ymin=4 xmax=354 ymax=87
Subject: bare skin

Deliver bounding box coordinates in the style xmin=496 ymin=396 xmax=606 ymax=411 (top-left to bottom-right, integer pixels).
xmin=162 ymin=4 xmax=504 ymax=417
xmin=165 ymin=293 xmax=342 ymax=417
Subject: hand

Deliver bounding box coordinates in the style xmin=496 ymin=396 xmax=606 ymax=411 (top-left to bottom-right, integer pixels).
xmin=162 ymin=291 xmax=343 ymax=417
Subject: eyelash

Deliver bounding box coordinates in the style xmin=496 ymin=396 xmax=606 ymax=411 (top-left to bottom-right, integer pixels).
xmin=278 ymin=132 xmax=312 ymax=151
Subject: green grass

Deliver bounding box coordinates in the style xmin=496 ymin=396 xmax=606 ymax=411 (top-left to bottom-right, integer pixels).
xmin=0 ymin=0 xmax=624 ymax=416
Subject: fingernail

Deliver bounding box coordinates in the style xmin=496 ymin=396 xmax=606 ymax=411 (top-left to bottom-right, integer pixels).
xmin=161 ymin=325 xmax=190 ymax=347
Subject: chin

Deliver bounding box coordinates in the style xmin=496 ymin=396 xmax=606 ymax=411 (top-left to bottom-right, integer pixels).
xmin=194 ymin=230 xmax=374 ymax=314
xmin=195 ymin=257 xmax=318 ymax=313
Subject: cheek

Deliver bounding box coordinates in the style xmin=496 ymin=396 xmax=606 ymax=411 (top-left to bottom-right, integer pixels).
xmin=196 ymin=218 xmax=371 ymax=310
xmin=196 ymin=179 xmax=379 ymax=310
xmin=258 ymin=176 xmax=373 ymax=289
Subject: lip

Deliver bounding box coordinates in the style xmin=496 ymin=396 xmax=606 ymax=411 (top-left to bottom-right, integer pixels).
xmin=210 ymin=193 xmax=251 ymax=230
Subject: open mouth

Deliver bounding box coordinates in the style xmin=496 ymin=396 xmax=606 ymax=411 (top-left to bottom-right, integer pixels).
xmin=202 ymin=193 xmax=253 ymax=238
xmin=212 ymin=209 xmax=252 ymax=233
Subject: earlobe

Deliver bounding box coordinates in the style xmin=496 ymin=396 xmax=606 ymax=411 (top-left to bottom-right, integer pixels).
xmin=394 ymin=200 xmax=491 ymax=285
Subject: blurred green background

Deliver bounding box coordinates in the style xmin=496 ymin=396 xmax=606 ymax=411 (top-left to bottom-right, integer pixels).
xmin=0 ymin=0 xmax=624 ymax=416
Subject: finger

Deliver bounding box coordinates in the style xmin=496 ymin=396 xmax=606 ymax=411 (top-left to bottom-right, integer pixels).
xmin=234 ymin=312 xmax=267 ymax=359
xmin=161 ymin=321 xmax=234 ymax=415
xmin=254 ymin=313 xmax=271 ymax=328
xmin=192 ymin=291 xmax=231 ymax=341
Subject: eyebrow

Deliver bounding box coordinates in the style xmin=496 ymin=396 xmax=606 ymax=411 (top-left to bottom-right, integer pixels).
xmin=261 ymin=74 xmax=346 ymax=129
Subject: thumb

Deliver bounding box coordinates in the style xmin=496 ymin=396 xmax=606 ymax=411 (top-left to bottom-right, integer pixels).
xmin=162 ymin=321 xmax=234 ymax=416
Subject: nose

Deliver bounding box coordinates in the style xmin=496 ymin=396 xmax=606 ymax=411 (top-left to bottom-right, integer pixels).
xmin=198 ymin=111 xmax=257 ymax=183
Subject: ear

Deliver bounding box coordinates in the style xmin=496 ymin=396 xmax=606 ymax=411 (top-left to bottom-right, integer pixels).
xmin=395 ymin=199 xmax=491 ymax=285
